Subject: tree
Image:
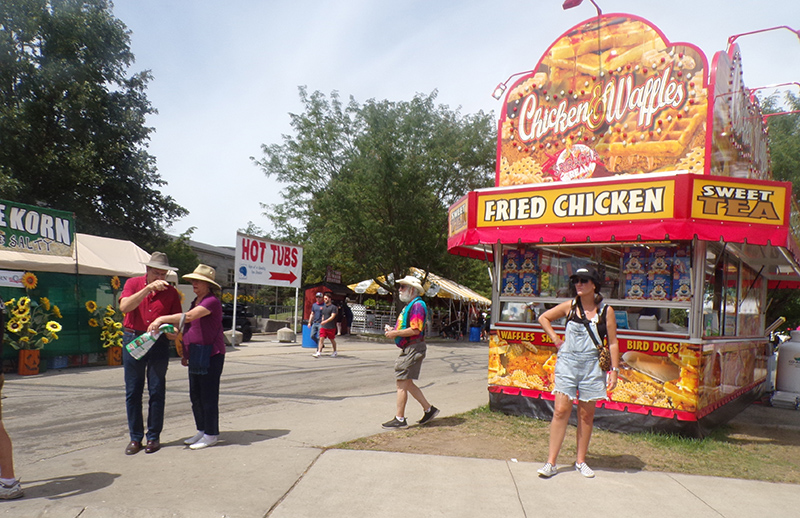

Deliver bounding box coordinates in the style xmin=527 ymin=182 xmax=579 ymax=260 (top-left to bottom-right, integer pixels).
xmin=762 ymin=92 xmax=800 ymax=329
xmin=254 ymin=88 xmax=496 ymax=302
xmin=0 ymin=0 xmax=186 ymax=248
xmin=163 ymin=227 xmax=200 ymax=278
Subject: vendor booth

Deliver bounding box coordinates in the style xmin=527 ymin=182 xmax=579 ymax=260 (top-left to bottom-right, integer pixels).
xmin=1 ymin=230 xmax=155 ymax=369
xmin=348 ymin=267 xmax=491 ymax=336
xmin=447 ymin=13 xmax=800 ymax=436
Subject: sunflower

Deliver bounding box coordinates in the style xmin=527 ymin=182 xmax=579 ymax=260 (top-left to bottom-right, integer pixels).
xmin=18 ymin=296 xmax=30 ymax=307
xmin=22 ymin=272 xmax=38 ymax=289
xmin=111 ymin=276 xmax=121 ymax=290
xmin=103 ymin=317 xmax=114 ymax=326
xmin=41 ymin=337 xmax=49 ymax=345
xmin=114 ymin=322 xmax=122 ymax=330
xmin=28 ymin=327 xmax=37 ymax=334
xmin=40 ymin=297 xmax=51 ymax=310
xmin=19 ymin=315 xmax=30 ymax=325
xmin=4 ymin=299 xmax=15 ymax=308
xmin=7 ymin=320 xmax=22 ymax=333
xmin=46 ymin=321 xmax=62 ymax=333
xmin=85 ymin=300 xmax=98 ymax=313
xmin=104 ymin=306 xmax=116 ymax=317
xmin=88 ymin=318 xmax=100 ymax=328
xmin=20 ymin=336 xmax=29 ymax=344
xmin=13 ymin=306 xmax=30 ymax=318
xmin=52 ymin=305 xmax=62 ymax=318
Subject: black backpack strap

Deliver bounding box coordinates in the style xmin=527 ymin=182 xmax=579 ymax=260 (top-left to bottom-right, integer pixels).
xmin=576 ymin=298 xmax=601 ymax=347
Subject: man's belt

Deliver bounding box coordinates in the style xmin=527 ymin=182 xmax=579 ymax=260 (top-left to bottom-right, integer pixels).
xmin=124 ymin=327 xmax=146 ymax=335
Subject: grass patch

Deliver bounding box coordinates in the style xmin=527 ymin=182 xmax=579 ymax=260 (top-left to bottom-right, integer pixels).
xmin=338 ymin=404 xmax=800 ymax=483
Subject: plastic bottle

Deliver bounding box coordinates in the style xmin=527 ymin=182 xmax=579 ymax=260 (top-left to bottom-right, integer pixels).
xmin=126 ymin=324 xmax=176 ymax=360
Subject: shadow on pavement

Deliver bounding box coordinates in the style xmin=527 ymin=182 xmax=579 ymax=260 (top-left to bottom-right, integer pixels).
xmin=25 ymin=472 xmax=121 ymax=500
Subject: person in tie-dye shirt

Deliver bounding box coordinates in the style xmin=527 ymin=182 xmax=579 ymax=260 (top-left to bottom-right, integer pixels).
xmin=381 ymin=276 xmax=440 ymax=429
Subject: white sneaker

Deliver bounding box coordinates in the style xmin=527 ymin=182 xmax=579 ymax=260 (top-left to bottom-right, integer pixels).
xmin=184 ymin=431 xmax=205 ymax=445
xmin=189 ymin=434 xmax=219 ymax=450
xmin=537 ymin=462 xmax=557 ymax=478
xmin=0 ymin=479 xmax=23 ymax=500
xmin=330 ymin=352 xmax=338 ymax=358
xmin=575 ymin=462 xmax=595 ymax=478
xmin=312 ymin=351 xmax=321 ymax=358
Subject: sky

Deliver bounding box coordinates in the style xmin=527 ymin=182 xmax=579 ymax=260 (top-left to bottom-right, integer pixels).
xmin=110 ymin=0 xmax=800 ymax=247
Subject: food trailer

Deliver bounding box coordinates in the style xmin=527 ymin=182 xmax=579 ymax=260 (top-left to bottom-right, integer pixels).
xmin=447 ymin=13 xmax=800 ymax=436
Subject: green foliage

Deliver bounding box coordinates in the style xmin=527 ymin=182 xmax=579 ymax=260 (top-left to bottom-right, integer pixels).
xmin=763 ymin=92 xmax=800 ymax=328
xmin=0 ymin=0 xmax=186 ymax=246
xmin=254 ymin=87 xmax=495 ymax=297
xmin=764 ymin=92 xmax=800 ymax=195
xmin=163 ymin=228 xmax=200 ymax=278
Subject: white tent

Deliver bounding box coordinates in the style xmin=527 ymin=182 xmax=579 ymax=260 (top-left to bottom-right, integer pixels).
xmin=0 ymin=233 xmax=151 ymax=277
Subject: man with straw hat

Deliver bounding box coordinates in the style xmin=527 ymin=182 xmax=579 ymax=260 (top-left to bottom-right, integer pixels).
xmin=119 ymin=252 xmax=182 ymax=455
xmin=382 ymin=275 xmax=439 ymax=428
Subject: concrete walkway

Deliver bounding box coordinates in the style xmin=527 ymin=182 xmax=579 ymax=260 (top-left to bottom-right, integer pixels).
xmin=1 ymin=334 xmax=798 ymax=517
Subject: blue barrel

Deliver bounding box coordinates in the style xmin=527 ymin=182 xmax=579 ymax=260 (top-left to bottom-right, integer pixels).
xmin=469 ymin=326 xmax=481 ymax=342
xmin=302 ymin=325 xmax=317 ymax=348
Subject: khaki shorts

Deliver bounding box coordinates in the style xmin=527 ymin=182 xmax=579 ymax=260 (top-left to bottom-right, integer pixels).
xmin=395 ymin=342 xmax=427 ymax=380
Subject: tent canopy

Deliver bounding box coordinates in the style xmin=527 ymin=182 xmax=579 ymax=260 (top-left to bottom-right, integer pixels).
xmin=348 ymin=267 xmax=490 ymax=306
xmin=0 ymin=233 xmax=153 ymax=277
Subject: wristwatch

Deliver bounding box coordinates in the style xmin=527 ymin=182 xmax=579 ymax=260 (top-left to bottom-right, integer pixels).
xmin=611 ymin=367 xmax=620 ymax=373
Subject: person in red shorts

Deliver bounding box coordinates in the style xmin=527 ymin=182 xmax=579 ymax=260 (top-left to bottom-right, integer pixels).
xmin=313 ymin=293 xmax=338 ymax=358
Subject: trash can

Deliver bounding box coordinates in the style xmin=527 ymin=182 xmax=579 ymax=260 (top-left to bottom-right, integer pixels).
xmin=469 ymin=326 xmax=481 ymax=342
xmin=302 ymin=325 xmax=317 ymax=348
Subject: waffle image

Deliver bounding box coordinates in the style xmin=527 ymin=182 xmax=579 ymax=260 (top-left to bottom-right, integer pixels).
xmin=595 ymin=98 xmax=707 ymax=173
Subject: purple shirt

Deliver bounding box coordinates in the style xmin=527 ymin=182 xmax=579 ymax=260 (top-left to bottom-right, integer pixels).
xmin=183 ymin=294 xmax=225 ymax=356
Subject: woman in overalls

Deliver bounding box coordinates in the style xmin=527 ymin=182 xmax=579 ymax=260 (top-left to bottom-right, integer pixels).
xmin=536 ymin=266 xmax=619 ymax=478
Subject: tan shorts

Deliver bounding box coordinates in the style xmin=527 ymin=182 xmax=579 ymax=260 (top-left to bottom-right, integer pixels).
xmin=395 ymin=342 xmax=427 ymax=380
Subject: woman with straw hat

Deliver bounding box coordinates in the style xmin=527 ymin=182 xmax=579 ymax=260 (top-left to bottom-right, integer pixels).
xmin=149 ymin=264 xmax=225 ymax=450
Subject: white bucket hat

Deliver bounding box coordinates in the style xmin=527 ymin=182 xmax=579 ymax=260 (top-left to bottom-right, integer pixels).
xmin=396 ymin=275 xmax=424 ymax=295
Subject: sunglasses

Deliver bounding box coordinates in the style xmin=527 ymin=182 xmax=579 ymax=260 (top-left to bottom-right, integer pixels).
xmin=573 ymin=278 xmax=592 ymax=284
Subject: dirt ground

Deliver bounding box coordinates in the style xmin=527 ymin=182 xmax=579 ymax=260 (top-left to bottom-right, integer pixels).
xmin=339 ymin=402 xmax=800 ymax=484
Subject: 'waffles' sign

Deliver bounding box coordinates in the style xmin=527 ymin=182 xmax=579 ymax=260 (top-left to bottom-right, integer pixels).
xmin=497 ymin=14 xmax=708 ymax=187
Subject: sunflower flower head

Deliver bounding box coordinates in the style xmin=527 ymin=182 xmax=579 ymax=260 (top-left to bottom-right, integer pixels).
xmin=85 ymin=301 xmax=98 ymax=313
xmin=52 ymin=305 xmax=62 ymax=319
xmin=111 ymin=276 xmax=121 ymax=290
xmin=22 ymin=272 xmax=38 ymax=290
xmin=46 ymin=321 xmax=63 ymax=333
xmin=40 ymin=297 xmax=51 ymax=311
xmin=88 ymin=318 xmax=100 ymax=328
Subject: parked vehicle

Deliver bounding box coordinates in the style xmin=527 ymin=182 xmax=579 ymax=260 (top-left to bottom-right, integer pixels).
xmin=222 ymin=303 xmax=256 ymax=343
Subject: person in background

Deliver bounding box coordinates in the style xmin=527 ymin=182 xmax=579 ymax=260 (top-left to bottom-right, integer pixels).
xmin=313 ymin=293 xmax=338 ymax=357
xmin=341 ymin=298 xmax=353 ymax=335
xmin=0 ymin=296 xmax=23 ymax=499
xmin=149 ymin=264 xmax=225 ymax=450
xmin=382 ymin=276 xmax=439 ymax=429
xmin=307 ymin=292 xmax=324 ymax=344
xmin=119 ymin=252 xmax=182 ymax=455
xmin=536 ymin=266 xmax=619 ymax=478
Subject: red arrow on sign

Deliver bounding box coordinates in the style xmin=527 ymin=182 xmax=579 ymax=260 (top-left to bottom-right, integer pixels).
xmin=269 ymin=271 xmax=297 ymax=283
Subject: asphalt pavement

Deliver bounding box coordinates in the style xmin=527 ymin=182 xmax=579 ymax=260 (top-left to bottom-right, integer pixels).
xmin=1 ymin=333 xmax=799 ymax=517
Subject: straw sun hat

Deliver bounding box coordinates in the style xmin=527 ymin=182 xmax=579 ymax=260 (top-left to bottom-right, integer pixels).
xmin=182 ymin=264 xmax=220 ymax=289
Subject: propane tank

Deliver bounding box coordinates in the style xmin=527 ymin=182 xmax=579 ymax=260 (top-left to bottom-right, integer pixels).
xmin=776 ymin=330 xmax=800 ymax=394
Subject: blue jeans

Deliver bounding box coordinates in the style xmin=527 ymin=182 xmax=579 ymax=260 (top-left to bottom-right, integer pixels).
xmin=189 ymin=353 xmax=225 ymax=436
xmin=310 ymin=322 xmax=321 ymax=343
xmin=123 ymin=330 xmax=170 ymax=442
